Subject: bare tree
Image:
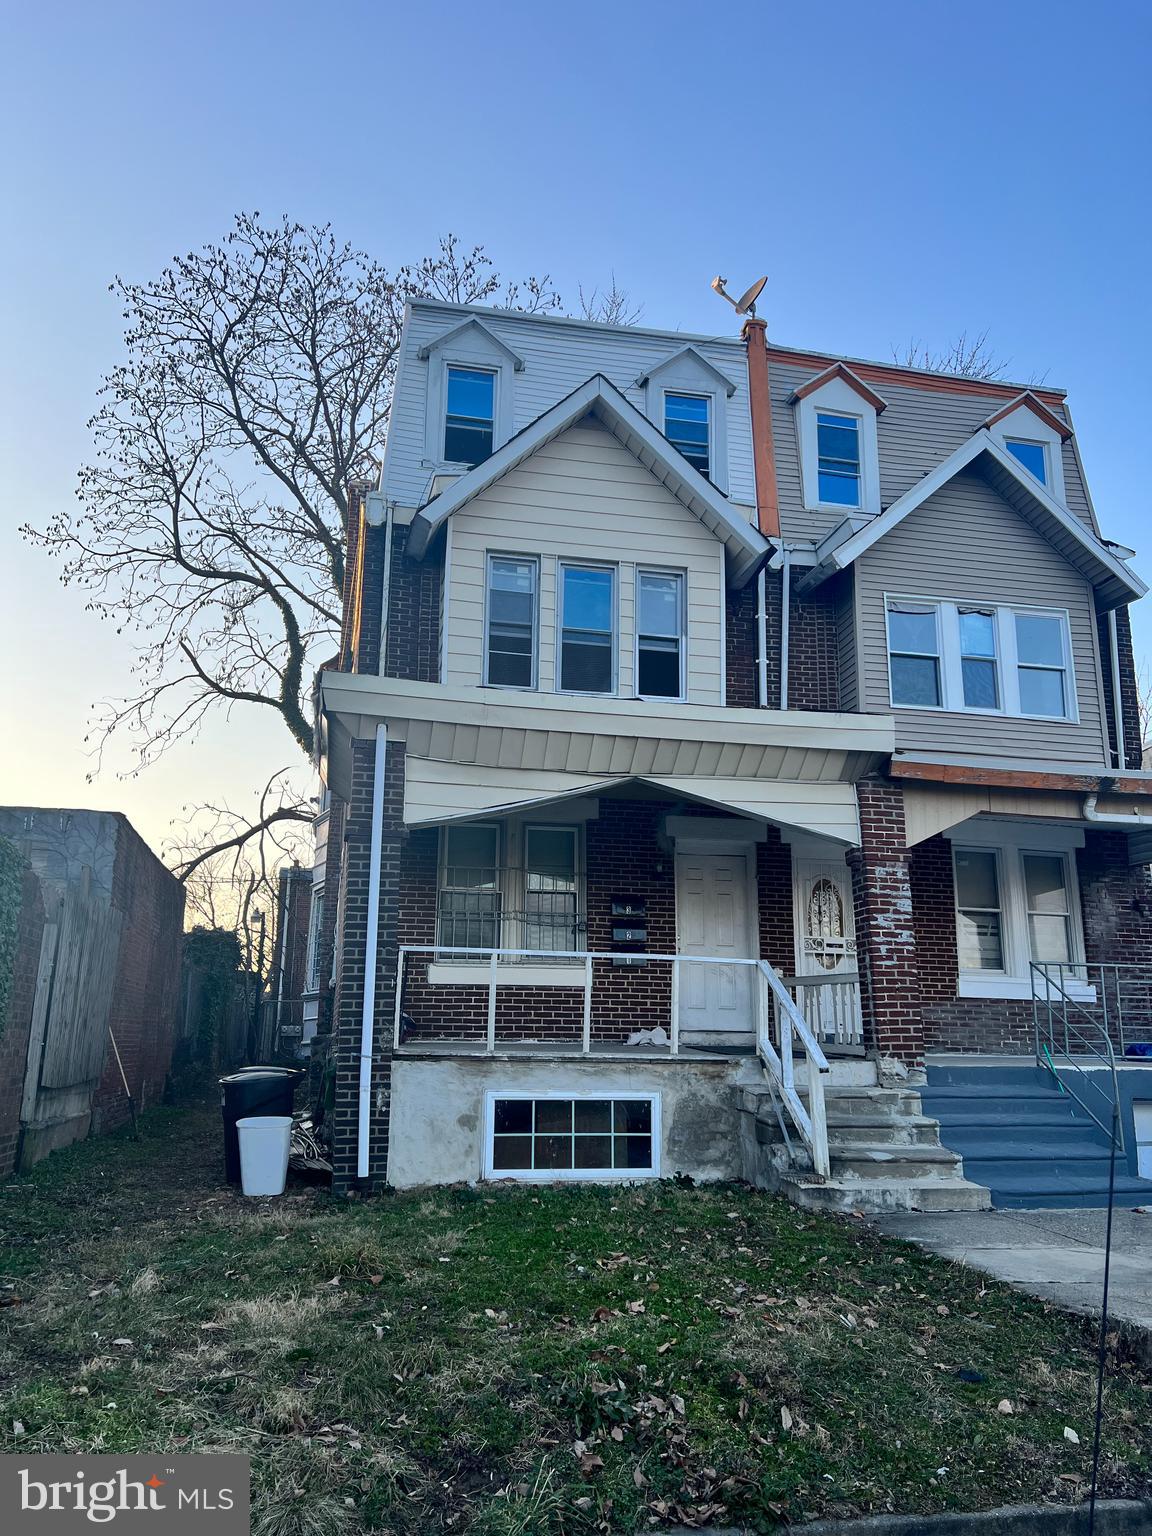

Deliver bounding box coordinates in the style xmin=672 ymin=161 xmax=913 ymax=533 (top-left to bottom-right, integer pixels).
xmin=894 ymin=329 xmax=1011 ymax=382
xmin=578 ymin=277 xmax=642 ymax=327
xmin=23 ymin=217 xmax=561 ymax=900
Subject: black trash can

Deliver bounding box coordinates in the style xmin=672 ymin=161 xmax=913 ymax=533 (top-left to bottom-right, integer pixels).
xmin=220 ymin=1068 xmax=302 ymax=1184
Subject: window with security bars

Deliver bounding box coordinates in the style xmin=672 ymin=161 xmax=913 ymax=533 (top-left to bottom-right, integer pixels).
xmin=437 ymin=823 xmax=501 ymax=951
xmin=489 ymin=1097 xmax=656 ymax=1176
xmin=436 ymin=823 xmax=585 ymax=955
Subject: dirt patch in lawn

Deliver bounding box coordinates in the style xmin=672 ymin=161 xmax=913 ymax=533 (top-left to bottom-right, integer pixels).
xmin=1 ymin=1103 xmax=1149 ymax=1534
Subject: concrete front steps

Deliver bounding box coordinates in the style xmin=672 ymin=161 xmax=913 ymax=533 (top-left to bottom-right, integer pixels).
xmin=922 ymin=1060 xmax=1152 ymax=1210
xmin=739 ymin=1073 xmax=991 ymax=1214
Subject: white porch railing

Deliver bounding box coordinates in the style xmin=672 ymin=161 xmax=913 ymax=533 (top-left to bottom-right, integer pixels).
xmin=779 ymin=971 xmax=863 ymax=1052
xmin=392 ymin=944 xmax=834 ymax=1181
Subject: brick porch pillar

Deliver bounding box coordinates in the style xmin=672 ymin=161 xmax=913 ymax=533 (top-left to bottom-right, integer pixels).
xmin=847 ymin=779 xmax=925 ymax=1074
xmin=331 ymin=733 xmax=404 ymax=1192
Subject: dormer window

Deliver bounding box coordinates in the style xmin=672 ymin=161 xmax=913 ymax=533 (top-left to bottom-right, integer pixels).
xmin=664 ymin=393 xmax=710 ymax=477
xmin=1004 ymin=438 xmax=1048 ymax=486
xmin=816 ymin=412 xmax=862 ymax=506
xmin=445 ymin=367 xmax=495 ymax=466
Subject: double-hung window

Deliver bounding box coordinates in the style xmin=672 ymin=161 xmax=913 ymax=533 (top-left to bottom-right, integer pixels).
xmin=1022 ymin=853 xmax=1073 ymax=965
xmin=954 ymin=849 xmax=1005 ymax=972
xmin=304 ymin=890 xmax=325 ymax=993
xmin=1015 ymin=611 xmax=1068 ymax=718
xmin=559 ymin=564 xmax=615 ymax=693
xmin=664 ymin=393 xmax=710 ymax=476
xmin=523 ymin=826 xmax=580 ymax=952
xmin=1004 ymin=438 xmax=1048 ymax=485
xmin=952 ymin=837 xmax=1083 ymax=995
xmin=485 ymin=556 xmax=537 ymax=688
xmin=444 ymin=366 xmax=495 ymax=465
xmin=438 ymin=823 xmax=501 ymax=951
xmin=887 ymin=602 xmax=942 ymax=707
xmin=636 ymin=570 xmax=685 ymax=698
xmin=816 ymin=412 xmax=861 ymax=506
xmin=886 ymin=598 xmax=1074 ymax=720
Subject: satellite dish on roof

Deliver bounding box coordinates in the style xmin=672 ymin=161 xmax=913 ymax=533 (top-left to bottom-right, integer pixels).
xmin=711 ymin=274 xmax=768 ymax=317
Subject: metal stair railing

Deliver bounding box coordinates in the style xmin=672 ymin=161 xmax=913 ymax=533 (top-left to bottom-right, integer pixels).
xmin=1031 ymin=961 xmax=1125 ymax=1152
xmin=755 ymin=960 xmax=832 ymax=1178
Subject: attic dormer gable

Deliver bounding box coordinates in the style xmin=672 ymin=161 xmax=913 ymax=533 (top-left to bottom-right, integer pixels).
xmin=788 ymin=362 xmax=888 ymax=413
xmin=981 ymin=391 xmax=1071 ymax=503
xmin=417 ymin=316 xmax=526 ymax=370
xmin=635 ymin=346 xmax=738 ymax=397
xmin=637 ymin=346 xmax=738 ymax=493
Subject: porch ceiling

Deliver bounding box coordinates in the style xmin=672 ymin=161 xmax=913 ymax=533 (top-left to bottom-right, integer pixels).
xmin=320 ymin=674 xmax=894 ymax=809
xmin=402 ymin=759 xmax=862 ymax=845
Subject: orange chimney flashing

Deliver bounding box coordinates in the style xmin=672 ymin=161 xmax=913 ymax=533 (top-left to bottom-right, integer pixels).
xmin=742 ymin=316 xmax=780 ymax=540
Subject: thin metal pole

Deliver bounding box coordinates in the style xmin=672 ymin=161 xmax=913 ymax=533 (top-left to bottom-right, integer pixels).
xmin=1088 ymin=1097 xmax=1119 ymax=1535
xmin=670 ymin=959 xmax=680 ymax=1056
xmin=581 ymin=955 xmax=593 ymax=1055
xmin=486 ymin=950 xmax=498 ymax=1055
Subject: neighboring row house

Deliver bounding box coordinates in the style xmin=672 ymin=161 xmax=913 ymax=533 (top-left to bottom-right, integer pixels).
xmin=311 ymin=297 xmax=1152 ymax=1210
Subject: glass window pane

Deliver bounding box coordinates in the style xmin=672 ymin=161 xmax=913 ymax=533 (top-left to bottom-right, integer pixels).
xmin=955 ymin=850 xmax=999 ymax=910
xmin=562 ymin=567 xmax=613 ymax=632
xmin=613 ymin=1100 xmax=652 ymax=1134
xmin=494 ymin=1099 xmax=532 ymax=1135
xmin=492 ymin=1135 xmax=531 ymax=1170
xmin=638 ymin=643 xmax=681 ymax=698
xmin=957 ymin=911 xmax=1004 ymax=970
xmin=665 ymin=394 xmax=709 ymax=426
xmin=574 ymin=1135 xmax=613 ymax=1169
xmin=890 ymin=654 xmax=941 ymax=707
xmin=817 ymin=469 xmax=860 ymax=506
xmin=638 ymin=573 xmax=682 ymax=637
xmin=816 ymin=419 xmax=860 ymax=465
xmin=1015 ymin=613 xmax=1063 ymax=666
xmin=561 ymin=635 xmax=613 ymax=692
xmin=444 ymin=824 xmax=499 ymax=879
xmin=816 ymin=412 xmax=858 ymax=431
xmin=1029 ymin=914 xmax=1072 ymax=963
xmin=534 ymin=1135 xmax=573 ymax=1170
xmin=1005 ymin=439 xmax=1047 ymax=483
xmin=487 ymin=647 xmax=533 ymax=688
xmin=614 ymin=1135 xmax=653 ymax=1169
xmin=446 ymin=367 xmax=494 ymax=421
xmin=444 ymin=420 xmax=493 ymax=466
xmin=1024 ymin=855 xmax=1069 ymax=914
xmin=574 ymin=1100 xmax=612 ymax=1133
xmin=665 ymin=395 xmax=710 ymax=474
xmin=962 ymin=657 xmax=999 ymax=709
xmin=888 ymin=604 xmax=938 ymax=655
xmin=1019 ymin=667 xmax=1066 ymax=717
xmin=534 ymin=1100 xmax=572 ymax=1134
xmin=959 ymin=610 xmax=996 ymax=658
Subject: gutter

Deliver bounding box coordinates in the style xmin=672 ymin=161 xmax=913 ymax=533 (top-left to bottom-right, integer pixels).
xmin=357 ymin=722 xmax=389 ymax=1181
xmin=1082 ymin=791 xmax=1152 ymax=830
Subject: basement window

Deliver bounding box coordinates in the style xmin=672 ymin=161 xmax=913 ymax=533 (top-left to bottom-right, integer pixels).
xmin=486 ymin=1095 xmax=659 ymax=1180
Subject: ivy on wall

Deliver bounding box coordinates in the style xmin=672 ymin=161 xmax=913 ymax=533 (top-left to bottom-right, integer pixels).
xmin=0 ymin=837 xmax=27 ymax=1037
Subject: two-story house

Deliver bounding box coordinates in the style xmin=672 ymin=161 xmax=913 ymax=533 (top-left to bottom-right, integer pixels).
xmin=313 ymin=298 xmax=1152 ymax=1211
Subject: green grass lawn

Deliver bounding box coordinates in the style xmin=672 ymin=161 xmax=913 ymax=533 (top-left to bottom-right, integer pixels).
xmin=1 ymin=1103 xmax=1149 ymax=1535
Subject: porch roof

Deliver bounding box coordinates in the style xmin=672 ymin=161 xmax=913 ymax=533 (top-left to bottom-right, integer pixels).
xmin=402 ymin=757 xmax=862 ymax=845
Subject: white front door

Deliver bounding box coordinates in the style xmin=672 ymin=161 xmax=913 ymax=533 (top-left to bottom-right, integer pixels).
xmin=793 ymin=857 xmax=862 ymax=1047
xmin=675 ymin=852 xmax=754 ymax=1035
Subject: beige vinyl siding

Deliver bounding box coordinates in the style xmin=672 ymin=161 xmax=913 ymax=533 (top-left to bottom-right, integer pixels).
xmin=444 ymin=418 xmax=726 ymax=704
xmin=853 ymin=472 xmax=1109 ymax=763
xmin=769 ymin=358 xmax=1092 ymax=544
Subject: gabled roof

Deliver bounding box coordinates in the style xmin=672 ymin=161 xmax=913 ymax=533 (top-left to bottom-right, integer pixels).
xmin=416 ymin=316 xmax=525 ymax=371
xmin=406 ymin=374 xmax=772 ymax=585
xmin=983 ymin=390 xmax=1072 ymax=440
xmin=797 ymin=429 xmax=1145 ymax=610
xmin=634 ymin=345 xmax=738 ymax=397
xmin=788 ymin=361 xmax=888 ymax=413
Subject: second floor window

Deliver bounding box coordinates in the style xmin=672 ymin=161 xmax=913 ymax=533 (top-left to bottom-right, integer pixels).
xmin=485 ymin=556 xmax=537 ymax=688
xmin=664 ymin=393 xmax=710 ymax=476
xmin=816 ymin=412 xmax=861 ymax=505
xmin=636 ymin=570 xmax=685 ymax=698
xmin=886 ymin=597 xmax=1074 ymax=720
xmin=444 ymin=366 xmax=495 ymax=465
xmin=560 ymin=565 xmax=615 ymax=693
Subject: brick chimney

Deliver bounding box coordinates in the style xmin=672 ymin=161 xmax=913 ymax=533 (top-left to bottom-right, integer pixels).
xmin=743 ymin=316 xmax=780 ymax=540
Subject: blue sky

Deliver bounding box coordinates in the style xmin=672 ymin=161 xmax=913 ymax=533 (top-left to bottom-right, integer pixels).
xmin=1 ymin=0 xmax=1149 ymax=850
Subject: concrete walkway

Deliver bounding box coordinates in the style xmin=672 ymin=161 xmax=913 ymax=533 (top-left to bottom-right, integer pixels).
xmin=870 ymin=1207 xmax=1152 ymax=1332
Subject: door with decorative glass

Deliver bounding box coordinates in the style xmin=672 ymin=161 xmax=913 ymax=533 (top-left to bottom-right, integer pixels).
xmin=792 ymin=857 xmax=862 ymax=1049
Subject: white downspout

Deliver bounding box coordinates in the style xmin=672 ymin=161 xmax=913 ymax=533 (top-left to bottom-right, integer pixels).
xmin=1107 ymin=609 xmax=1125 ymax=771
xmin=357 ymin=722 xmax=388 ymax=1180
xmin=756 ymin=567 xmax=768 ymax=708
xmin=1082 ymin=792 xmax=1152 ymax=828
xmin=779 ymin=547 xmax=792 ymax=711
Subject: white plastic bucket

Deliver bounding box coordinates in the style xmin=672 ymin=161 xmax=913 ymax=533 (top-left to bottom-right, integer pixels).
xmin=236 ymin=1115 xmax=292 ymax=1197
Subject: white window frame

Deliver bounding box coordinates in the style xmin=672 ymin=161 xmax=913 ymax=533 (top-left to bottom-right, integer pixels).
xmin=795 ymin=375 xmax=881 ymax=516
xmin=442 ymin=364 xmax=497 ymax=466
xmin=635 ymin=567 xmax=687 ymax=702
xmin=304 ymin=886 xmax=325 ymax=996
xmin=421 ymin=320 xmax=519 ymax=466
xmin=556 ymin=561 xmax=618 ymax=696
xmin=815 ymin=410 xmax=863 ymax=509
xmin=663 ymin=391 xmax=712 ymax=479
xmin=1003 ymin=436 xmax=1051 ymax=488
xmin=482 ymin=1090 xmax=661 ymax=1182
xmin=945 ymin=823 xmax=1090 ymax=1000
xmin=988 ymin=402 xmax=1067 ymax=504
xmin=484 ymin=553 xmax=539 ymax=691
xmin=884 ymin=594 xmax=1077 ymax=723
xmin=430 ymin=817 xmax=588 ymax=986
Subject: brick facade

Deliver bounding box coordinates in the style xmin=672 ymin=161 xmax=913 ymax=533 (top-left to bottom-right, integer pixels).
xmin=1096 ymin=605 xmax=1144 ymax=770
xmin=385 ymin=525 xmax=441 ymax=683
xmin=848 ymin=781 xmax=924 ymax=1067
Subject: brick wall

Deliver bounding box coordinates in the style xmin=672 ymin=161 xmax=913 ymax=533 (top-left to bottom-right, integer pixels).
xmin=725 ymin=582 xmax=759 ymax=708
xmin=92 ymin=820 xmax=186 ymax=1131
xmin=1096 ymin=605 xmax=1144 ymax=770
xmin=330 ymin=738 xmax=404 ymax=1191
xmin=848 ymin=781 xmax=923 ymax=1066
xmin=788 ymin=589 xmax=840 ymax=712
xmin=0 ymin=865 xmax=45 ymax=1175
xmin=315 ymin=799 xmax=346 ymax=1038
xmin=723 ymin=569 xmax=841 ymax=713
xmin=385 ymin=525 xmax=441 ymax=683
